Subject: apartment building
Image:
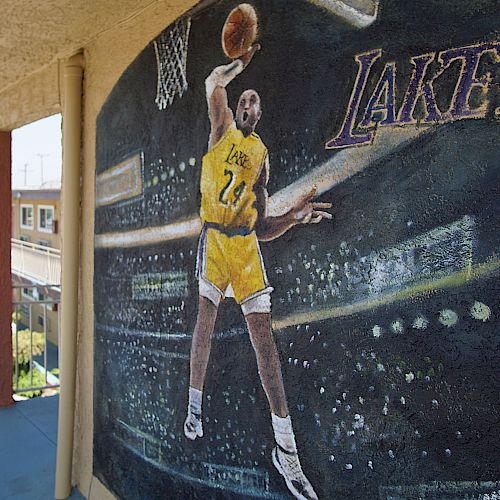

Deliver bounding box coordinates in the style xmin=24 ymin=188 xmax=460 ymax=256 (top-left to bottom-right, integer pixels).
xmin=12 ymin=188 xmax=60 ymax=246
xmin=11 ymin=188 xmax=60 ymax=345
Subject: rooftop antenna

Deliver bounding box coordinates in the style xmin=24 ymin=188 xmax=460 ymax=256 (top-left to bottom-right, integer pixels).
xmin=35 ymin=153 xmax=50 ymax=186
xmin=19 ymin=163 xmax=33 ymax=187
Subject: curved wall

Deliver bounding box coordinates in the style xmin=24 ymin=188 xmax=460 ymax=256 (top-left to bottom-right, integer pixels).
xmin=93 ymin=1 xmax=500 ymax=498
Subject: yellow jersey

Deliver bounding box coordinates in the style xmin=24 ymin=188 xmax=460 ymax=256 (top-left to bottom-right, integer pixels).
xmin=200 ymin=122 xmax=267 ymax=230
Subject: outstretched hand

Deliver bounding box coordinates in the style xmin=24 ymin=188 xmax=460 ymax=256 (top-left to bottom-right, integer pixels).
xmin=240 ymin=43 xmax=261 ymax=67
xmin=292 ymin=187 xmax=333 ymax=224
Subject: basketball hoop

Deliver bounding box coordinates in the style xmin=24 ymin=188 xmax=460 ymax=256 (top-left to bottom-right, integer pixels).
xmin=153 ymin=17 xmax=191 ymax=110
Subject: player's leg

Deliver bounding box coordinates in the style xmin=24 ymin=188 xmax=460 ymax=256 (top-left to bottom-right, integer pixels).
xmin=186 ymin=227 xmax=227 ymax=440
xmin=189 ymin=295 xmax=219 ymax=390
xmin=244 ymin=310 xmax=318 ymax=500
xmin=244 ymin=311 xmax=288 ymax=416
xmin=234 ymin=235 xmax=317 ymax=498
xmin=184 ymin=294 xmax=219 ymax=440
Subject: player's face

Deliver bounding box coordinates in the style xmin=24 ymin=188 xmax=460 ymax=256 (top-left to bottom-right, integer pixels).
xmin=236 ymin=90 xmax=262 ymax=135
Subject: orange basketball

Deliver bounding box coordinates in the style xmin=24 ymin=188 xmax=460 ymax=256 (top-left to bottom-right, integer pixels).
xmin=221 ymin=4 xmax=258 ymax=59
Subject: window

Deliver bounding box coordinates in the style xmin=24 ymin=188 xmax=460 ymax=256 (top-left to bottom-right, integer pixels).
xmin=20 ymin=204 xmax=34 ymax=229
xmin=38 ymin=240 xmax=49 ymax=247
xmin=38 ymin=205 xmax=54 ymax=232
xmin=19 ymin=235 xmax=30 ymax=242
xmin=21 ymin=287 xmax=34 ymax=299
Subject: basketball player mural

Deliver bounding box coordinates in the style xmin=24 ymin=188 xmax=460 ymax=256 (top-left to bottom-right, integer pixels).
xmin=184 ymin=13 xmax=332 ymax=499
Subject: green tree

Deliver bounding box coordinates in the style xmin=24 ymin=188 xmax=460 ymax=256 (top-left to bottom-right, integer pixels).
xmin=12 ymin=328 xmax=45 ymax=398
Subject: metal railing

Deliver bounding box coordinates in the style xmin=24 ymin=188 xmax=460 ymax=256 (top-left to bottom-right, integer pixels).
xmin=12 ymin=284 xmax=60 ymax=395
xmin=11 ymin=238 xmax=61 ymax=284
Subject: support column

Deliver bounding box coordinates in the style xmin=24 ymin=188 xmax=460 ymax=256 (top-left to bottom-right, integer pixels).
xmin=0 ymin=132 xmax=12 ymax=408
xmin=55 ymin=53 xmax=84 ymax=500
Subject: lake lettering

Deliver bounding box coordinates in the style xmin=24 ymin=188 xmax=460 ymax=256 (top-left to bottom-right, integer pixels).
xmin=326 ymin=41 xmax=500 ymax=149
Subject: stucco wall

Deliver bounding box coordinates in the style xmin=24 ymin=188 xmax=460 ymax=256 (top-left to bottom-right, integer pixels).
xmin=0 ymin=0 xmax=218 ymax=131
xmin=0 ymin=63 xmax=61 ymax=132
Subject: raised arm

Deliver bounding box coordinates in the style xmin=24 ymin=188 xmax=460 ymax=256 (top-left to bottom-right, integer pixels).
xmin=205 ymin=45 xmax=260 ymax=149
xmin=254 ymin=156 xmax=333 ymax=241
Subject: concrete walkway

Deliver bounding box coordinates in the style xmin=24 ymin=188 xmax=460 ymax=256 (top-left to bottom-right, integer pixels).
xmin=0 ymin=395 xmax=83 ymax=500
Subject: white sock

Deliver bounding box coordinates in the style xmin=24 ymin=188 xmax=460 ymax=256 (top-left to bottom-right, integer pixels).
xmin=188 ymin=387 xmax=202 ymax=418
xmin=272 ymin=413 xmax=298 ymax=454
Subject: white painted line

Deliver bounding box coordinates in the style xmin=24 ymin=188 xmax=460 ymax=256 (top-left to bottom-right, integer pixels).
xmin=95 ymin=217 xmax=201 ymax=249
xmin=269 ymin=126 xmax=425 ymax=216
xmin=96 ymin=152 xmax=143 ymax=207
xmin=95 ymin=126 xmax=428 ymax=249
xmin=272 ymin=259 xmax=499 ymax=330
xmin=308 ymin=0 xmax=379 ymax=28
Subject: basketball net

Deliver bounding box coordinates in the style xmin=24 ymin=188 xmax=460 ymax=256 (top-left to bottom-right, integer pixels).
xmin=154 ymin=18 xmax=191 ymax=110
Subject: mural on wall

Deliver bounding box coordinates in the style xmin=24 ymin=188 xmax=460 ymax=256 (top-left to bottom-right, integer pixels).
xmin=94 ymin=0 xmax=500 ymax=498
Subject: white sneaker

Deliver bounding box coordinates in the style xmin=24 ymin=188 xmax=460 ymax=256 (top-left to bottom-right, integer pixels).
xmin=184 ymin=412 xmax=203 ymax=440
xmin=272 ymin=447 xmax=318 ymax=500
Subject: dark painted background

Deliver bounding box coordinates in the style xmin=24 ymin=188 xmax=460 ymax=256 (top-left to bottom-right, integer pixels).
xmin=94 ymin=0 xmax=500 ymax=498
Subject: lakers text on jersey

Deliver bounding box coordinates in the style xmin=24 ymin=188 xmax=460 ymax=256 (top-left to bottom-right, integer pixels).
xmin=200 ymin=122 xmax=267 ymax=230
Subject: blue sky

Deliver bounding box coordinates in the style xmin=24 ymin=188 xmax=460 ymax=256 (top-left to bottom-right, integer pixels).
xmin=11 ymin=114 xmax=62 ymax=189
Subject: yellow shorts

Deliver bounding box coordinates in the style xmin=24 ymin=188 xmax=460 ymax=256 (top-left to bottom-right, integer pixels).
xmin=196 ymin=225 xmax=272 ymax=304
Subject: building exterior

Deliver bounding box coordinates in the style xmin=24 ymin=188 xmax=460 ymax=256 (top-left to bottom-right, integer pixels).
xmin=11 ymin=188 xmax=61 ymax=345
xmin=0 ymin=1 xmax=499 ymax=500
xmin=12 ymin=188 xmax=60 ymax=247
